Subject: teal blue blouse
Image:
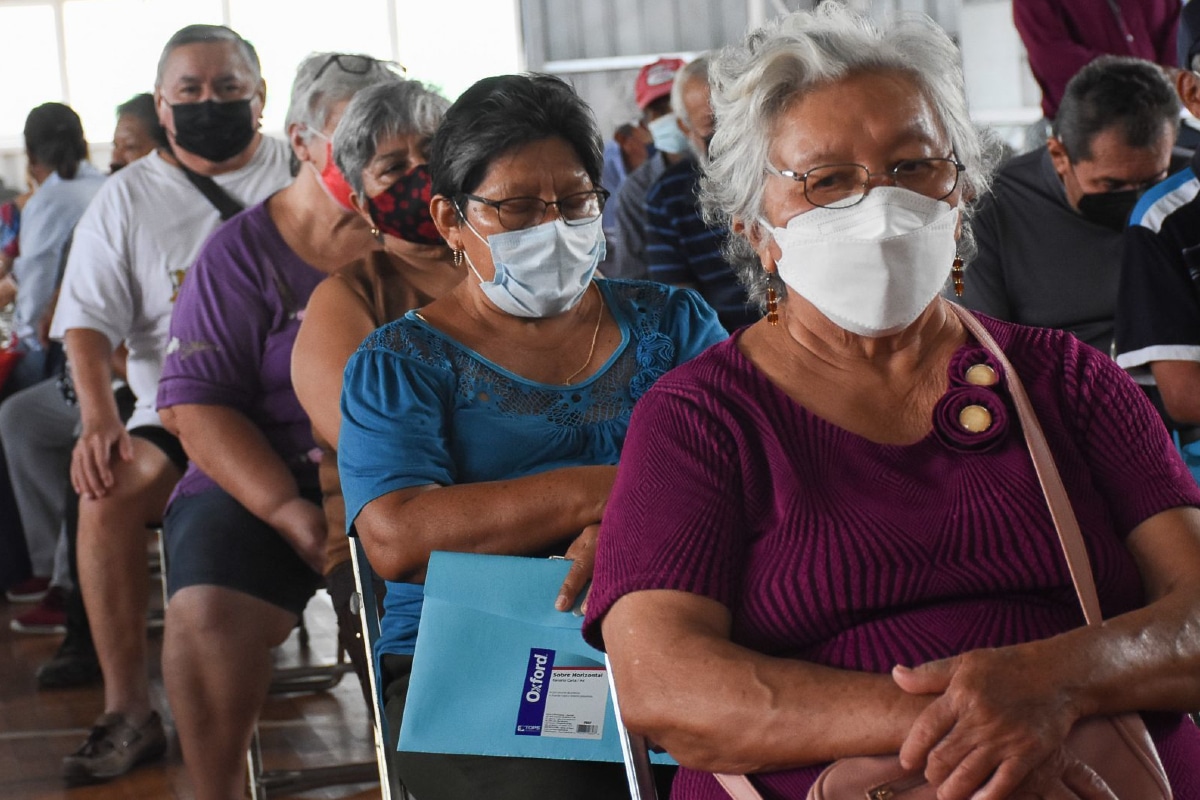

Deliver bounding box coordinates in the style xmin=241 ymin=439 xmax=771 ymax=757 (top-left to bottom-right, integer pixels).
xmin=339 ymin=278 xmax=727 ymax=657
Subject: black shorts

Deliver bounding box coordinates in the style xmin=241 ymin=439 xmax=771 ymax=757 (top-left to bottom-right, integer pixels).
xmin=163 ymin=485 xmax=322 ymax=616
xmin=129 ymin=425 xmax=188 ymax=474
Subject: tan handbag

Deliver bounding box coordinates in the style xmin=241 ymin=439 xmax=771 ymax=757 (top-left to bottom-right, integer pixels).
xmin=714 ymin=305 xmax=1172 ymax=800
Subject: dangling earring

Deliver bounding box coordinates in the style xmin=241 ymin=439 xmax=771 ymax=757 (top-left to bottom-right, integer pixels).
xmin=951 ymin=253 xmax=965 ymax=297
xmin=766 ymin=285 xmax=779 ymax=326
xmin=453 ymin=249 xmax=464 ymax=268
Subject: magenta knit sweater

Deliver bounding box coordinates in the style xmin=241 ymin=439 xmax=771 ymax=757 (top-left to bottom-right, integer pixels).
xmin=584 ymin=315 xmax=1200 ymax=799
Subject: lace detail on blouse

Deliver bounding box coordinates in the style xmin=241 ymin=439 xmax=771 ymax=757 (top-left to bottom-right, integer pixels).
xmin=358 ymin=280 xmax=677 ymax=428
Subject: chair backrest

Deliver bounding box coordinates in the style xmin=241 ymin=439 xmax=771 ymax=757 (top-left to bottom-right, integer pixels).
xmin=350 ymin=536 xmax=398 ymax=800
xmin=605 ymin=653 xmax=660 ymax=800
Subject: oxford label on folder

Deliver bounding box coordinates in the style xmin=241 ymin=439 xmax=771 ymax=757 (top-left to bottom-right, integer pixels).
xmin=516 ymin=648 xmax=606 ymax=740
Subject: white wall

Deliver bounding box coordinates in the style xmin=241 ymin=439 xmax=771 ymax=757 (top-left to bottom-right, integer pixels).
xmin=960 ymin=0 xmax=1041 ymax=150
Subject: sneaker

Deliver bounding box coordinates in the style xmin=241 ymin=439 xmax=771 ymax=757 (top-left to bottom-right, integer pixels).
xmin=10 ymin=587 xmax=66 ymax=634
xmin=62 ymin=711 xmax=167 ymax=784
xmin=5 ymin=575 xmax=50 ymax=603
xmin=36 ymin=638 xmax=101 ymax=690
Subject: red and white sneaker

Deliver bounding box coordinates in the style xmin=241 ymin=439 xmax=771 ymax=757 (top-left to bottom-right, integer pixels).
xmin=5 ymin=576 xmax=51 ymax=603
xmin=10 ymin=587 xmax=67 ymax=634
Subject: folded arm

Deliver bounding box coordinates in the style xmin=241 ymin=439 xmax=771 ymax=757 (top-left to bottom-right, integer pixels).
xmin=354 ymin=463 xmax=615 ymax=583
xmin=895 ymin=506 xmax=1200 ymax=800
xmin=164 ymin=403 xmax=325 ymax=572
xmin=601 ymin=588 xmax=929 ymax=775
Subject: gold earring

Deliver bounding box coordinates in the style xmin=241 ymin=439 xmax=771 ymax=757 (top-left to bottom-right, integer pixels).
xmin=766 ymin=285 xmax=779 ymax=326
xmin=453 ymin=249 xmax=464 ymax=267
xmin=951 ymin=254 xmax=965 ymax=297
xmin=370 ymin=225 xmax=381 ymax=239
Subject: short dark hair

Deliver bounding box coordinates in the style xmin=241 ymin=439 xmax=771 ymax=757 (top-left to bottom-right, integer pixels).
xmin=24 ymin=103 xmax=88 ymax=180
xmin=429 ymin=74 xmax=602 ymax=207
xmin=116 ymin=93 xmax=167 ymax=148
xmin=1053 ymin=56 xmax=1179 ymax=162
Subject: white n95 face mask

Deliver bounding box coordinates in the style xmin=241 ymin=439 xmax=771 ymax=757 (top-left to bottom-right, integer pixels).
xmin=767 ymin=187 xmax=959 ymax=337
xmin=464 ymin=216 xmax=605 ymax=318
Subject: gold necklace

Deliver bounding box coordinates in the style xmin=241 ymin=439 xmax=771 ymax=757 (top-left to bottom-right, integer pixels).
xmin=564 ymin=284 xmax=603 ymax=385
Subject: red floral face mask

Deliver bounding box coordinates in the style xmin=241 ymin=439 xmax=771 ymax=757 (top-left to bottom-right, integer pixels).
xmin=366 ymin=163 xmax=443 ymax=245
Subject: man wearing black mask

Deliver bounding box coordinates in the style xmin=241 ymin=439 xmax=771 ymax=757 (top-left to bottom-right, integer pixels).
xmin=953 ymin=55 xmax=1177 ymax=357
xmin=49 ymin=24 xmax=290 ymax=785
xmin=1116 ymin=5 xmax=1200 ymax=483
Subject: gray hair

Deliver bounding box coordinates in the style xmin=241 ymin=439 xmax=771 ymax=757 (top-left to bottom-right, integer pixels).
xmin=156 ymin=24 xmax=261 ymax=88
xmin=285 ymin=53 xmax=405 ymax=140
xmin=332 ymin=79 xmax=450 ymax=197
xmin=701 ymin=4 xmax=1001 ymax=306
xmin=670 ymin=54 xmax=711 ymax=130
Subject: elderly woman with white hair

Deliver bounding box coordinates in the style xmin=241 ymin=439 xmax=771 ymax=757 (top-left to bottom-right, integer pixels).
xmin=583 ymin=5 xmax=1200 ymax=800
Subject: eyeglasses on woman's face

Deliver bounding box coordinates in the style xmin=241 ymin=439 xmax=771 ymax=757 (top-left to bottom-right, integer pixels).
xmin=312 ymin=54 xmax=406 ymax=83
xmin=458 ymin=189 xmax=610 ymax=231
xmin=764 ymin=156 xmax=965 ymax=209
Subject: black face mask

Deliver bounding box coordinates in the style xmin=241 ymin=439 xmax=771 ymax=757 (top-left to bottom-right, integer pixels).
xmin=1076 ymin=189 xmax=1142 ymax=233
xmin=171 ymin=99 xmax=255 ymax=163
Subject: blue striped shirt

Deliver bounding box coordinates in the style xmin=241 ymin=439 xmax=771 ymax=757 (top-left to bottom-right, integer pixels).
xmin=645 ymin=158 xmax=758 ymax=330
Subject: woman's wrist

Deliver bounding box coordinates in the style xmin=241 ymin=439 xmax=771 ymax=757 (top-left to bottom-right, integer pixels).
xmin=580 ymin=464 xmax=617 ymax=521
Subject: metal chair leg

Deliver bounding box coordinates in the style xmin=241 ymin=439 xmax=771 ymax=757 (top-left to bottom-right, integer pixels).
xmin=246 ymin=615 xmax=382 ymax=799
xmin=246 ymin=719 xmax=378 ymax=800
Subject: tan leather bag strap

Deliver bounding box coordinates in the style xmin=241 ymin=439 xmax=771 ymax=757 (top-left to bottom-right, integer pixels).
xmin=949 ymin=304 xmax=1103 ymax=625
xmin=714 ymin=772 xmax=761 ymax=799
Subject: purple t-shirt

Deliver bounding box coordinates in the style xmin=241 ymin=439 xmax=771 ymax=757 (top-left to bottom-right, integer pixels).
xmin=158 ymin=201 xmax=324 ymax=502
xmin=584 ymin=316 xmax=1200 ymax=799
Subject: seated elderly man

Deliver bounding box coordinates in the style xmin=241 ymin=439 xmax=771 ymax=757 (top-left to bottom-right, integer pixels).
xmin=644 ymin=54 xmax=759 ymax=331
xmin=50 ymin=24 xmax=291 ymax=784
xmin=607 ymin=56 xmax=687 ymax=280
xmin=1116 ymin=16 xmax=1200 ymax=477
xmin=954 ymin=55 xmax=1178 ymax=357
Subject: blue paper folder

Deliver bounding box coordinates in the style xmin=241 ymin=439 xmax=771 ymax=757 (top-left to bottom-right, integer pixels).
xmin=398 ymin=551 xmax=675 ymax=764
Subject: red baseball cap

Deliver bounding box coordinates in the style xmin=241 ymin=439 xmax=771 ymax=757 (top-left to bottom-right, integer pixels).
xmin=635 ymin=57 xmax=685 ymax=109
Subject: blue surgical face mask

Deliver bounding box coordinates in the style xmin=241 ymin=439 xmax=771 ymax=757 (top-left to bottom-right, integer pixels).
xmin=462 ymin=216 xmax=606 ymax=318
xmin=646 ymin=113 xmax=688 ymax=156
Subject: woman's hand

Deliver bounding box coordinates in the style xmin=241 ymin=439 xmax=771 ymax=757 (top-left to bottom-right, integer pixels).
xmin=893 ymin=646 xmax=1085 ymax=800
xmin=556 ymin=523 xmax=598 ymax=613
xmin=267 ymin=496 xmax=328 ymax=574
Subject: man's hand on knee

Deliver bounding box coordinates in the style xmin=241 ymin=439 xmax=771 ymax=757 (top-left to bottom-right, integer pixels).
xmin=72 ymin=417 xmax=133 ymax=499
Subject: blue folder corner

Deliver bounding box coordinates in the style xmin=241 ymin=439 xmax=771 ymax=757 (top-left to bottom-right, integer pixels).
xmin=398 ymin=550 xmax=675 ymax=765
